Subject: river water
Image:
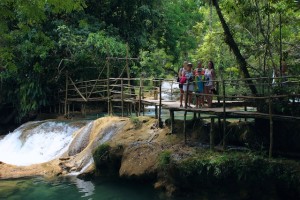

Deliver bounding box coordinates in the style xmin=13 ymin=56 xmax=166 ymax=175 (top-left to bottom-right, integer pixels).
xmin=0 ymin=81 xmax=254 ymax=200
xmin=0 ymin=176 xmax=163 ymax=200
xmin=0 ymin=120 xmax=164 ymax=200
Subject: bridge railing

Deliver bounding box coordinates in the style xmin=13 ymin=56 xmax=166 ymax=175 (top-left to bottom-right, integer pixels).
xmin=61 ymin=75 xmax=300 ymax=117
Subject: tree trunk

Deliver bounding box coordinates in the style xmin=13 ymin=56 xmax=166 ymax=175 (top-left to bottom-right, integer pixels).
xmin=212 ymin=0 xmax=258 ymax=95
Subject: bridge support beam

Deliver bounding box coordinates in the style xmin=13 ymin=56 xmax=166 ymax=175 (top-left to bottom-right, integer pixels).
xmin=210 ymin=117 xmax=215 ymax=151
xmin=170 ymin=109 xmax=175 ymax=134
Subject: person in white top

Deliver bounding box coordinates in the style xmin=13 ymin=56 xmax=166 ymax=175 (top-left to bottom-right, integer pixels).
xmin=182 ymin=63 xmax=194 ymax=108
xmin=204 ymin=61 xmax=216 ymax=108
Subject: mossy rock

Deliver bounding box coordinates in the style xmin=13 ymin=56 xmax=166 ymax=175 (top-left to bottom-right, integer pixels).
xmin=92 ymin=143 xmax=124 ymax=176
xmin=161 ymin=151 xmax=300 ymax=198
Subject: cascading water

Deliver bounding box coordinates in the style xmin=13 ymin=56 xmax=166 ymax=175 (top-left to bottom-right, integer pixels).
xmin=0 ymin=117 xmax=126 ymax=177
xmin=66 ymin=122 xmax=126 ymax=175
xmin=0 ymin=121 xmax=85 ymax=166
xmin=68 ymin=121 xmax=94 ymax=156
xmin=161 ymin=80 xmax=179 ymax=101
xmin=144 ymin=81 xmax=179 ymax=119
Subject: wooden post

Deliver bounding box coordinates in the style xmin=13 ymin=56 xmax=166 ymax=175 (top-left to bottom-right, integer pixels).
xmin=138 ymin=77 xmax=142 ymax=116
xmin=64 ymin=71 xmax=68 ymax=117
xmin=107 ymin=59 xmax=111 ymax=116
xmin=127 ymin=103 xmax=129 ymax=116
xmin=193 ymin=112 xmax=197 ymax=120
xmin=83 ymin=103 xmax=87 ymax=117
xmin=210 ymin=117 xmax=215 ymax=150
xmin=67 ymin=103 xmax=70 ymax=118
xmin=170 ymin=81 xmax=173 ymax=101
xmin=110 ymin=94 xmax=113 ymax=116
xmin=244 ymin=105 xmax=248 ymax=121
xmin=121 ymin=78 xmax=124 ymax=117
xmin=142 ymin=104 xmax=145 ymax=116
xmin=269 ymin=97 xmax=273 ymax=158
xmin=184 ymin=81 xmax=190 ymax=108
xmin=217 ymin=81 xmax=220 ymax=104
xmin=85 ymin=82 xmax=88 ymax=98
xmin=154 ymin=79 xmax=158 ymax=100
xmin=218 ymin=116 xmax=221 ymax=137
xmin=159 ymin=79 xmax=163 ymax=128
xmin=126 ymin=44 xmax=131 ymax=84
xmin=142 ymin=77 xmax=144 ymax=116
xmin=222 ymin=80 xmax=227 ymax=150
xmin=170 ymin=109 xmax=175 ymax=134
xmin=183 ymin=80 xmax=190 ymax=144
xmin=135 ymin=102 xmax=138 ymax=117
xmin=184 ymin=109 xmax=187 ymax=144
xmin=155 ymin=105 xmax=158 ymax=119
xmin=129 ymin=104 xmax=132 ymax=116
xmin=69 ymin=78 xmax=88 ymax=102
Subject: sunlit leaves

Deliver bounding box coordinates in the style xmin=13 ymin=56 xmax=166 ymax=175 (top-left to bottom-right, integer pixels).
xmin=86 ymin=32 xmax=127 ymax=57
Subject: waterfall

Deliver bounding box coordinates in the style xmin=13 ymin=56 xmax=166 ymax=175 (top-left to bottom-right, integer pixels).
xmin=161 ymin=81 xmax=179 ymax=101
xmin=0 ymin=121 xmax=86 ymax=166
xmin=0 ymin=117 xmax=126 ymax=177
xmin=66 ymin=122 xmax=126 ymax=176
xmin=68 ymin=122 xmax=94 ymax=156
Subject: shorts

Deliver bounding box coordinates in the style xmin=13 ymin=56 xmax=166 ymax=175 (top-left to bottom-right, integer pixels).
xmin=205 ymin=85 xmax=214 ymax=93
xmin=179 ymin=84 xmax=183 ymax=89
xmin=183 ymin=84 xmax=194 ymax=92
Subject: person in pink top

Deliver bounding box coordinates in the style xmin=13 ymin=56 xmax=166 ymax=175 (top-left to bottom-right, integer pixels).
xmin=178 ymin=61 xmax=188 ymax=107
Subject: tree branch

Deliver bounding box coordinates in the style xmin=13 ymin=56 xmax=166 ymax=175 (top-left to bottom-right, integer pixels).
xmin=212 ymin=0 xmax=258 ymax=95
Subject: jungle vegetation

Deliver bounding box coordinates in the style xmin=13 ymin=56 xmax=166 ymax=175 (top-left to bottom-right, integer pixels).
xmin=0 ymin=0 xmax=299 ymax=120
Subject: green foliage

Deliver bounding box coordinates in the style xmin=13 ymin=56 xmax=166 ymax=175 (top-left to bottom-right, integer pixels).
xmin=139 ymin=48 xmax=173 ymax=78
xmin=93 ymin=143 xmax=110 ymax=169
xmin=1 ymin=0 xmax=299 ymax=121
xmin=18 ymin=80 xmax=47 ymax=118
xmin=92 ymin=143 xmax=123 ymax=176
xmin=158 ymin=150 xmax=172 ymax=167
xmin=168 ymin=151 xmax=300 ymax=193
xmin=86 ymin=32 xmax=127 ymax=57
xmin=156 ymin=0 xmax=203 ymax=61
xmin=130 ymin=117 xmax=142 ymax=129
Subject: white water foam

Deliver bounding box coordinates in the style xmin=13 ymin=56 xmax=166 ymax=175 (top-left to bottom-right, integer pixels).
xmin=0 ymin=121 xmax=80 ymax=166
xmin=161 ymin=81 xmax=179 ymax=101
xmin=68 ymin=122 xmax=125 ymax=176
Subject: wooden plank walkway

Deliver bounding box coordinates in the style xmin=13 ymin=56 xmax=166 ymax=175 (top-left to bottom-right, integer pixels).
xmin=228 ymin=111 xmax=300 ymax=121
xmin=61 ymin=75 xmax=300 ymax=158
xmin=142 ymin=99 xmax=249 ymax=115
xmin=142 ymin=99 xmax=300 ymax=121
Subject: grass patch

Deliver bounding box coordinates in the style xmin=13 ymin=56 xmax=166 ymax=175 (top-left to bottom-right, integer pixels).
xmin=158 ymin=150 xmax=172 ymax=168
xmin=130 ymin=117 xmax=142 ymax=129
xmin=93 ymin=143 xmax=110 ymax=169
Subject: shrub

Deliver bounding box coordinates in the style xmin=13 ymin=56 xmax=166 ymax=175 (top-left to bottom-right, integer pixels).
xmin=158 ymin=150 xmax=172 ymax=168
xmin=130 ymin=117 xmax=142 ymax=129
xmin=93 ymin=143 xmax=110 ymax=169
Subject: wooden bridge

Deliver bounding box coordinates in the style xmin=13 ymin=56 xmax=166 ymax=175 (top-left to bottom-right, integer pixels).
xmin=61 ymin=74 xmax=300 ymax=157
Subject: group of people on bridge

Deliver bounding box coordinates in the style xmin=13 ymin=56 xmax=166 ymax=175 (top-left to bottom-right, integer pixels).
xmin=178 ymin=61 xmax=216 ymax=108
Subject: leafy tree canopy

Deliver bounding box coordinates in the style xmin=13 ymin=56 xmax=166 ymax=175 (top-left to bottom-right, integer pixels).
xmin=0 ymin=0 xmax=299 ymax=121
